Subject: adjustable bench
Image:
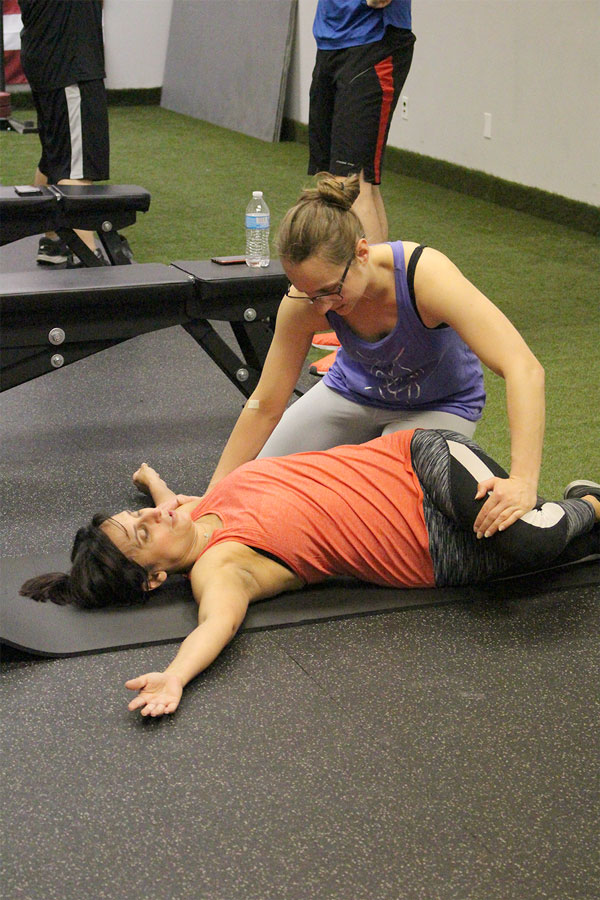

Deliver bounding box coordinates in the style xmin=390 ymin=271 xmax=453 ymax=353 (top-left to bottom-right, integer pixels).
xmin=0 ymin=184 xmax=151 ymax=265
xmin=0 ymin=259 xmax=289 ymax=397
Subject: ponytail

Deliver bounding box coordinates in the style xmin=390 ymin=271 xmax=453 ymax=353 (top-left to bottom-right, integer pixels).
xmin=19 ymin=572 xmax=76 ymax=605
xmin=277 ymin=172 xmax=364 ymax=266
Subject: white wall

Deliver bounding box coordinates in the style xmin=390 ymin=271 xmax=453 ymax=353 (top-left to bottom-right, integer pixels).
xmin=102 ymin=0 xmax=600 ymax=205
xmin=285 ymin=0 xmax=600 ymax=206
xmin=405 ymin=1 xmax=599 ymax=205
xmin=103 ymin=0 xmax=173 ymax=90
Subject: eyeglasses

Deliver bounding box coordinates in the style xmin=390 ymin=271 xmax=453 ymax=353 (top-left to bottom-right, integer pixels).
xmin=285 ymin=254 xmax=354 ymax=304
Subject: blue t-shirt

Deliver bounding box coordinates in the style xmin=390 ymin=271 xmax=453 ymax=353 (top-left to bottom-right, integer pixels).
xmin=314 ymin=0 xmax=412 ymax=50
xmin=323 ymin=241 xmax=486 ymax=421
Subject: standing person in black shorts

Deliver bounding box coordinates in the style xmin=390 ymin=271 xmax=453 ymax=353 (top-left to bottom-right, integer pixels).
xmin=308 ymin=0 xmax=415 ymax=244
xmin=19 ymin=0 xmax=109 ymax=265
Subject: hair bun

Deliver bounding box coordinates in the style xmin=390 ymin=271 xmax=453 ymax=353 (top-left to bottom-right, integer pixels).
xmin=315 ymin=172 xmax=360 ymax=210
xmin=277 ymin=171 xmax=364 ymax=264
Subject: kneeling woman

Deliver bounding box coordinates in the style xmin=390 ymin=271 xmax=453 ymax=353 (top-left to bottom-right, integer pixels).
xmin=21 ymin=430 xmax=599 ymax=717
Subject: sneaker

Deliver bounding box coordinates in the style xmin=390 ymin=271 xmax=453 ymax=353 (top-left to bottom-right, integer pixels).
xmin=309 ymin=349 xmax=338 ymax=376
xmin=563 ymin=480 xmax=600 ymax=501
xmin=36 ymin=236 xmax=70 ymax=265
xmin=311 ymin=331 xmax=341 ymax=350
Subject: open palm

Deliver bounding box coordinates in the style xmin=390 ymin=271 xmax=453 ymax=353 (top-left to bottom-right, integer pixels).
xmin=125 ymin=671 xmax=183 ymax=717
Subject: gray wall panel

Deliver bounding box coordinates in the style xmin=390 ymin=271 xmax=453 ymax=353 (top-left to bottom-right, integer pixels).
xmin=162 ymin=0 xmax=297 ymax=142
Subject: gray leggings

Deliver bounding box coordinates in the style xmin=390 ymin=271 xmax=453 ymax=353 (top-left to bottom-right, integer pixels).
xmin=259 ymin=381 xmax=477 ymax=458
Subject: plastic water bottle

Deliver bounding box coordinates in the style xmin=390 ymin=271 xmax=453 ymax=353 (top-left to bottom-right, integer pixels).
xmin=245 ymin=191 xmax=270 ymax=267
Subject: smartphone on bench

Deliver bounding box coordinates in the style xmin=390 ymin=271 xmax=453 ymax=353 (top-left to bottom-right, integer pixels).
xmin=211 ymin=255 xmax=247 ymax=265
xmin=15 ymin=185 xmax=44 ymax=196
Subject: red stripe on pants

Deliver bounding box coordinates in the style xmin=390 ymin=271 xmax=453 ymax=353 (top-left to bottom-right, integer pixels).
xmin=373 ymin=56 xmax=395 ymax=183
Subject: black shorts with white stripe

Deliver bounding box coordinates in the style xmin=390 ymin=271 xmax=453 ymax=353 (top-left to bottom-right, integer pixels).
xmin=32 ymin=78 xmax=109 ymax=183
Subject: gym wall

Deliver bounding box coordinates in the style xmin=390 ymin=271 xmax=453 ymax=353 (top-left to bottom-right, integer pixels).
xmin=101 ymin=0 xmax=599 ymax=206
xmin=103 ymin=0 xmax=173 ymax=90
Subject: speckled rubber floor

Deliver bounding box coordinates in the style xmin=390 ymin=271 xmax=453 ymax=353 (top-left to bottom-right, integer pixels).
xmin=1 ymin=237 xmax=598 ymax=900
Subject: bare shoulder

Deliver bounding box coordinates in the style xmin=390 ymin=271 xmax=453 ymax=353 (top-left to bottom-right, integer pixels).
xmin=191 ymin=540 xmax=303 ymax=600
xmin=277 ymin=294 xmax=330 ymax=334
xmin=400 ymin=240 xmax=421 ymax=267
xmin=411 ymin=245 xmax=466 ymax=299
xmin=401 ymin=242 xmax=453 ymax=273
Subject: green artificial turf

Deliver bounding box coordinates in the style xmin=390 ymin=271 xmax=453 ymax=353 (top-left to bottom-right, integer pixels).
xmin=1 ymin=106 xmax=598 ymax=498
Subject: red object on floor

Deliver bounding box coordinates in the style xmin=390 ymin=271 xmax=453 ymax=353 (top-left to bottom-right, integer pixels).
xmin=309 ymin=349 xmax=338 ymax=376
xmin=311 ymin=331 xmax=341 ymax=350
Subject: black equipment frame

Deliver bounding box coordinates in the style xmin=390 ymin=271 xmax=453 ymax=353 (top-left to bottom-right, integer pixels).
xmin=1 ymin=260 xmax=291 ymax=398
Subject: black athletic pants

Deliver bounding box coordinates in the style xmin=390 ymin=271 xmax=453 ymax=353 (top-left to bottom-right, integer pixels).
xmin=410 ymin=430 xmax=597 ymax=586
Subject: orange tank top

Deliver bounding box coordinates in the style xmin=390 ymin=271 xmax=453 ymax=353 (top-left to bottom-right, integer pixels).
xmin=192 ymin=429 xmax=434 ymax=588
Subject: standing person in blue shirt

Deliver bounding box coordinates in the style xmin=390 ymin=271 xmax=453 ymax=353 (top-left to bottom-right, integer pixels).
xmin=309 ymin=0 xmax=414 ymax=244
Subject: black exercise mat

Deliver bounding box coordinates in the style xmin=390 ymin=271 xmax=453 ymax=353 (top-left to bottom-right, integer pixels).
xmin=1 ymin=551 xmax=598 ymax=658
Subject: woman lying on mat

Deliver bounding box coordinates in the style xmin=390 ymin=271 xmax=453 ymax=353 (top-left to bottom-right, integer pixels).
xmin=21 ymin=429 xmax=599 ymax=718
xmin=208 ymin=172 xmax=545 ymax=540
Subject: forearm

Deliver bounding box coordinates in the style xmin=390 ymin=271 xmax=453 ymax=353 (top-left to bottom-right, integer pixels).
xmin=207 ymin=403 xmax=281 ymax=491
xmin=145 ymin=473 xmax=178 ymax=506
xmin=164 ymin=617 xmax=239 ymax=688
xmin=504 ymin=359 xmax=545 ymax=488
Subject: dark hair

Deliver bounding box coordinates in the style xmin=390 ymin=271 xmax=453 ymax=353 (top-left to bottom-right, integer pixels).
xmin=276 ymin=172 xmax=364 ymax=266
xmin=19 ymin=513 xmax=150 ymax=609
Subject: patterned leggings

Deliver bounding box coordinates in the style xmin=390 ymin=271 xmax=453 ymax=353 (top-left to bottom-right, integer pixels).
xmin=410 ymin=430 xmax=597 ymax=586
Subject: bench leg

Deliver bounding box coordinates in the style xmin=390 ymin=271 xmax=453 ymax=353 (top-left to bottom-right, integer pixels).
xmin=57 ymin=227 xmax=133 ymax=265
xmin=56 ymin=229 xmax=105 ymax=266
xmin=97 ymin=230 xmax=134 ymax=265
xmin=230 ymin=320 xmax=274 ymax=373
xmin=183 ymin=319 xmax=271 ymax=398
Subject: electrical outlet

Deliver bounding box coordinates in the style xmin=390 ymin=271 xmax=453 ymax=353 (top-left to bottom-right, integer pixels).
xmin=483 ymin=112 xmax=492 ymax=139
xmin=401 ymin=96 xmax=409 ymax=120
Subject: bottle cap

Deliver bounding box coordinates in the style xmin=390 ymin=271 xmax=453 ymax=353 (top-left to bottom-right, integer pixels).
xmin=252 ymin=191 xmax=263 ymax=198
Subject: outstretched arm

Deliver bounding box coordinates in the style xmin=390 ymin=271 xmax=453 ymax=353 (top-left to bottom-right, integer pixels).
xmin=126 ymin=563 xmax=253 ymax=716
xmin=125 ymin=545 xmax=301 ymax=716
xmin=126 ymin=547 xmax=260 ymax=716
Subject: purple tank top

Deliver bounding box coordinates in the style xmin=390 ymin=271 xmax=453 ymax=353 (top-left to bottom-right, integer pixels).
xmin=323 ymin=241 xmax=485 ymax=420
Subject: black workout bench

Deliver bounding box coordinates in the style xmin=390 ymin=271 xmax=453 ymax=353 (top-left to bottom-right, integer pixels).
xmin=0 ymin=260 xmax=288 ymax=397
xmin=0 ymin=184 xmax=150 ymax=265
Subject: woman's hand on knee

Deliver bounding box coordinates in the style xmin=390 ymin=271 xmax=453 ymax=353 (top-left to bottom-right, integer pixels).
xmin=474 ymin=476 xmax=537 ymax=538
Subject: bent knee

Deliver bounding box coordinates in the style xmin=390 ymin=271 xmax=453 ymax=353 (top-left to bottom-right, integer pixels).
xmin=491 ymin=504 xmax=569 ymax=569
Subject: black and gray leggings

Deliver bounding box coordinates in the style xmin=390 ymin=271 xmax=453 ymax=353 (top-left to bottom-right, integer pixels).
xmin=410 ymin=430 xmax=597 ymax=586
